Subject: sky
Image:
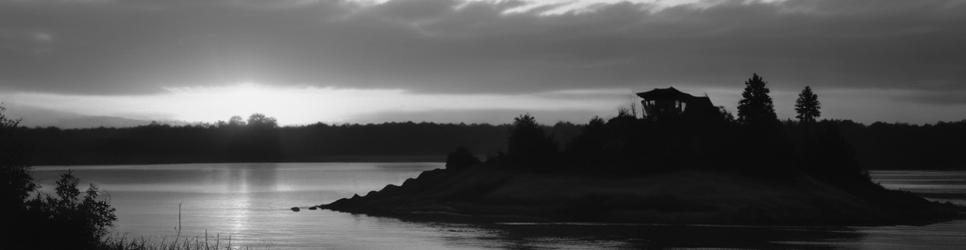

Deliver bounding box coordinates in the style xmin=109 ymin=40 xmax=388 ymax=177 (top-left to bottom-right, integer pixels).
xmin=0 ymin=0 xmax=964 ymax=127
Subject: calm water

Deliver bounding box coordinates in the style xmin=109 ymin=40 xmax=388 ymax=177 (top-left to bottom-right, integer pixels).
xmin=29 ymin=164 xmax=966 ymax=249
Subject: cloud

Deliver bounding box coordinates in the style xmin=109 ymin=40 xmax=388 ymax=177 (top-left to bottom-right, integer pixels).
xmin=0 ymin=0 xmax=962 ymax=96
xmin=0 ymin=0 xmax=964 ymax=124
xmin=893 ymin=90 xmax=966 ymax=106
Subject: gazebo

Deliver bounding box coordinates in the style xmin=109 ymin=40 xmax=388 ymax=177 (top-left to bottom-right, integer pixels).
xmin=637 ymin=87 xmax=715 ymax=120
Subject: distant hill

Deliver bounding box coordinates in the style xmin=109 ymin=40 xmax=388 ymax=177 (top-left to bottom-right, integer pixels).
xmin=5 ymin=103 xmax=184 ymax=129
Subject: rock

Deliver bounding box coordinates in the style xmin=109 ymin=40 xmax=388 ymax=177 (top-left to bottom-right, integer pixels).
xmin=308 ymin=206 xmax=318 ymax=210
xmin=291 ymin=207 xmax=300 ymax=212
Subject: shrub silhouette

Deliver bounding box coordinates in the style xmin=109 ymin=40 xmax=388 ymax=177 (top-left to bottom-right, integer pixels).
xmin=247 ymin=113 xmax=278 ymax=129
xmin=445 ymin=147 xmax=480 ymax=171
xmin=1 ymin=103 xmax=38 ymax=248
xmin=1 ymin=108 xmax=33 ymax=207
xmin=27 ymin=171 xmax=118 ymax=248
xmin=787 ymin=121 xmax=866 ymax=186
xmin=228 ymin=115 xmax=247 ymax=127
xmin=1 ymin=103 xmax=117 ymax=249
xmin=565 ymin=117 xmax=607 ymax=168
xmin=506 ymin=114 xmax=558 ymax=169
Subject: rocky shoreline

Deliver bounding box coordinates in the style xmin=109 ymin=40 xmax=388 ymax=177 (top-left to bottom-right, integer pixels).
xmin=317 ymin=164 xmax=964 ymax=226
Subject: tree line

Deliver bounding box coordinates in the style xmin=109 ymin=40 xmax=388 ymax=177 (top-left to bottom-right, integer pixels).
xmin=8 ymin=114 xmax=584 ymax=165
xmin=447 ymin=74 xmax=965 ymax=182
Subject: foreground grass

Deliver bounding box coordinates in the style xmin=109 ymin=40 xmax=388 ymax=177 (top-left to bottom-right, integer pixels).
xmin=98 ymin=232 xmax=275 ymax=250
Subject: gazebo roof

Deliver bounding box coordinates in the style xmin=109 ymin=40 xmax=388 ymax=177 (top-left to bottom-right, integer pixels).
xmin=636 ymin=87 xmax=695 ymax=100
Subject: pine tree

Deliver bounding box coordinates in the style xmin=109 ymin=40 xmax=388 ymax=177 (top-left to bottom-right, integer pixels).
xmin=795 ymin=86 xmax=821 ymax=123
xmin=737 ymin=73 xmax=778 ymax=127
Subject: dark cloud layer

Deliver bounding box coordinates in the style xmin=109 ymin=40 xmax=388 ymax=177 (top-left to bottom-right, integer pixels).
xmin=1 ymin=0 xmax=964 ymax=100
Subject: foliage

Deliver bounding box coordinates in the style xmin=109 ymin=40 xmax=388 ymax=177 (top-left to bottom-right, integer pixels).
xmin=98 ymin=233 xmax=275 ymax=250
xmin=717 ymin=106 xmax=735 ymax=122
xmin=0 ymin=104 xmax=21 ymax=128
xmin=795 ymin=86 xmax=821 ymax=123
xmin=13 ymin=118 xmax=547 ymax=165
xmin=227 ymin=115 xmax=247 ymax=127
xmin=785 ymin=121 xmax=867 ymax=186
xmin=481 ymin=73 xmax=869 ymax=182
xmin=2 ymin=103 xmax=118 ymax=249
xmin=817 ymin=119 xmax=966 ymax=170
xmin=2 ymin=170 xmax=118 ymax=249
xmin=1 ymin=102 xmax=37 ymax=240
xmin=737 ymin=73 xmax=778 ymax=127
xmin=246 ymin=113 xmax=278 ymax=129
xmin=26 ymin=171 xmax=118 ymax=248
xmin=506 ymin=114 xmax=559 ymax=168
xmin=564 ymin=117 xmax=607 ymax=168
xmin=445 ymin=147 xmax=480 ymax=171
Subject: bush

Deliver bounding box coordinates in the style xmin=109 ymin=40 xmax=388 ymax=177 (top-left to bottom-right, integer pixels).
xmin=445 ymin=147 xmax=480 ymax=171
xmin=2 ymin=104 xmax=118 ymax=249
xmin=506 ymin=114 xmax=558 ymax=169
xmin=13 ymin=171 xmax=118 ymax=249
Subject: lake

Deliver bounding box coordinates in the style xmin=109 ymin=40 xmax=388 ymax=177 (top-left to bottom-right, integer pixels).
xmin=30 ymin=163 xmax=966 ymax=249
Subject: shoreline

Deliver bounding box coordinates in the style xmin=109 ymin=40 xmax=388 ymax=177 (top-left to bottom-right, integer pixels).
xmin=320 ymin=165 xmax=966 ymax=227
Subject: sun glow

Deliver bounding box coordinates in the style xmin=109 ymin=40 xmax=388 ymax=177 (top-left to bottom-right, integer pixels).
xmin=5 ymin=82 xmax=630 ymax=126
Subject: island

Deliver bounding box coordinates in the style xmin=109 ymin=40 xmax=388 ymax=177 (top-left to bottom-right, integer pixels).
xmin=319 ymin=83 xmax=964 ymax=226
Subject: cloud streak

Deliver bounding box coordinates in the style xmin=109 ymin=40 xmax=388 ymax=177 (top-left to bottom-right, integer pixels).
xmin=1 ymin=0 xmax=963 ymax=94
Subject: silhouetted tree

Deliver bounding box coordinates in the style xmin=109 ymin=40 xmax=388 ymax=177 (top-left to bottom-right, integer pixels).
xmin=247 ymin=113 xmax=278 ymax=129
xmin=737 ymin=73 xmax=778 ymax=127
xmin=735 ymin=74 xmax=794 ymax=175
xmin=228 ymin=115 xmax=247 ymax=127
xmin=1 ymin=103 xmax=35 ymax=234
xmin=445 ymin=147 xmax=480 ymax=171
xmin=226 ymin=113 xmax=282 ymax=161
xmin=717 ymin=106 xmax=735 ymax=122
xmin=0 ymin=103 xmax=20 ymax=128
xmin=795 ymin=86 xmax=821 ymax=123
xmin=506 ymin=114 xmax=558 ymax=168
xmin=617 ymin=105 xmax=634 ymax=119
xmin=565 ymin=116 xmax=607 ymax=168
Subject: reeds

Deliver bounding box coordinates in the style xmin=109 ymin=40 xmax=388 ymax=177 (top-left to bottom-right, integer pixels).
xmin=96 ymin=203 xmax=275 ymax=250
xmin=97 ymin=232 xmax=275 ymax=250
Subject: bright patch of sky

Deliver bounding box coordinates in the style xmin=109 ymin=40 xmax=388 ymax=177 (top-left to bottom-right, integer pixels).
xmin=4 ymin=83 xmax=963 ymax=127
xmin=2 ymin=83 xmax=634 ymax=126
